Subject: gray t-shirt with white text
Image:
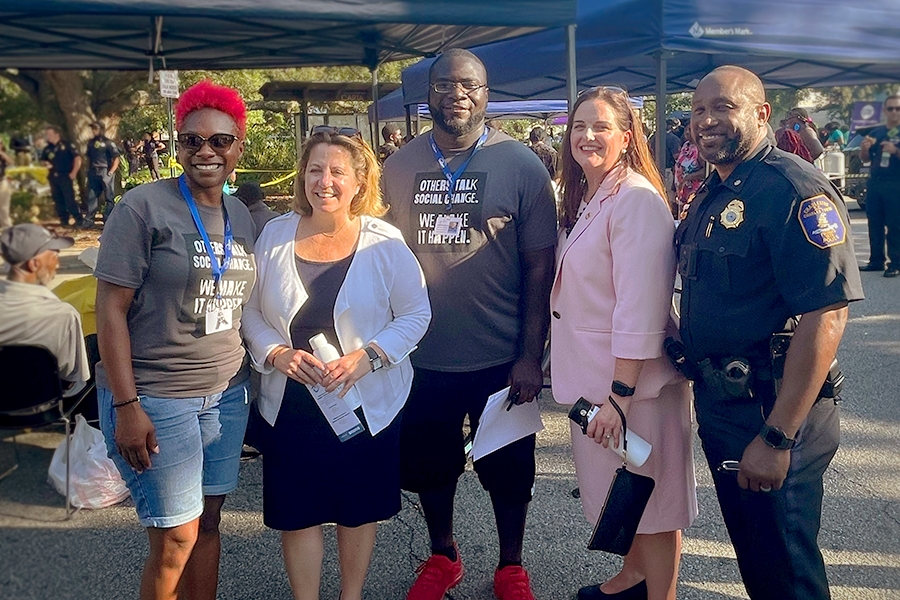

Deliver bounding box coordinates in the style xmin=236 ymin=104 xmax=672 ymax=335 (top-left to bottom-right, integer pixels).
xmin=382 ymin=128 xmax=557 ymax=371
xmin=95 ymin=179 xmax=256 ymax=397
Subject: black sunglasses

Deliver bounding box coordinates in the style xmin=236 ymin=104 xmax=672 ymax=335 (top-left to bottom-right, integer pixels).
xmin=311 ymin=125 xmax=361 ymax=137
xmin=178 ymin=132 xmax=238 ymax=153
xmin=885 ymin=106 xmax=900 ymax=112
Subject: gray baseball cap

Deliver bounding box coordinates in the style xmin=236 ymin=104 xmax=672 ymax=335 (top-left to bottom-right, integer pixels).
xmin=0 ymin=224 xmax=74 ymax=264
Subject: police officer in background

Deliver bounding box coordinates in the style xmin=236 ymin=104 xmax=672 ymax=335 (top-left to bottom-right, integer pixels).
xmin=676 ymin=66 xmax=863 ymax=599
xmin=40 ymin=125 xmax=85 ymax=228
xmin=859 ymin=93 xmax=900 ymax=278
xmin=84 ymin=121 xmax=120 ymax=225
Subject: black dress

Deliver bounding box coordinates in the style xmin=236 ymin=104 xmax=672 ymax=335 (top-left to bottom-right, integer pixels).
xmin=260 ymin=250 xmax=402 ymax=531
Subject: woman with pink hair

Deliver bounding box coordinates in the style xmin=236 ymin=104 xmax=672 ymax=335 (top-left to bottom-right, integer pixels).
xmin=95 ymin=80 xmax=257 ymax=600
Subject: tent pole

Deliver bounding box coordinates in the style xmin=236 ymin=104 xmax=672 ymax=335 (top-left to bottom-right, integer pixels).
xmin=167 ymin=97 xmax=176 ymax=178
xmin=655 ymin=53 xmax=667 ymax=182
xmin=566 ymin=24 xmax=577 ymax=111
xmin=371 ymin=68 xmax=380 ymax=148
xmin=405 ymin=104 xmax=412 ymax=139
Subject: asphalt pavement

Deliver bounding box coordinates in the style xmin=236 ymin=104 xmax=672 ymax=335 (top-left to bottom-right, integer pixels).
xmin=1 ymin=204 xmax=898 ymax=599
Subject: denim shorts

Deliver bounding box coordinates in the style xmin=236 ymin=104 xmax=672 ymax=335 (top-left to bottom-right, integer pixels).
xmin=99 ymin=382 xmax=250 ymax=529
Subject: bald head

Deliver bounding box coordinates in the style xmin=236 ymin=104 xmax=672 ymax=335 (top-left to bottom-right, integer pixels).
xmin=691 ymin=65 xmax=771 ymax=177
xmin=699 ymin=66 xmax=766 ymax=105
xmin=429 ymin=48 xmax=487 ymax=84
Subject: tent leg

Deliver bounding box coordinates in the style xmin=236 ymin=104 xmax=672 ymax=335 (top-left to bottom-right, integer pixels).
xmin=371 ymin=68 xmax=380 ymax=148
xmin=655 ymin=53 xmax=668 ymax=183
xmin=566 ymin=23 xmax=577 ymax=110
xmin=405 ymin=105 xmax=412 ymax=140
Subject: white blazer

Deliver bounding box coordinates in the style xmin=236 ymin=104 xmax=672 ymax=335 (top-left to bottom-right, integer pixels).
xmin=241 ymin=212 xmax=431 ymax=435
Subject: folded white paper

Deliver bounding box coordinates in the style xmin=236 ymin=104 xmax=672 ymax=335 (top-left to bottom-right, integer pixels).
xmin=471 ymin=386 xmax=544 ymax=461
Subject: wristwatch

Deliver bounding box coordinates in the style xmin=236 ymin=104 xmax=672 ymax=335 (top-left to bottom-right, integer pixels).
xmin=611 ymin=380 xmax=636 ymax=397
xmin=759 ymin=424 xmax=796 ymax=450
xmin=364 ymin=346 xmax=383 ymax=372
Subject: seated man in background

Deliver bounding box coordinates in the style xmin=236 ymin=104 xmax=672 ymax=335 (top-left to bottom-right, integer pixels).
xmin=0 ymin=224 xmax=90 ymax=394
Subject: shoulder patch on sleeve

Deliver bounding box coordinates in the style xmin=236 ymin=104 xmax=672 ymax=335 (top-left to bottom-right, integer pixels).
xmin=797 ymin=194 xmax=846 ymax=249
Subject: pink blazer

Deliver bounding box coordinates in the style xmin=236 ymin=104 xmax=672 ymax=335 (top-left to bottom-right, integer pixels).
xmin=550 ymin=168 xmax=683 ymax=406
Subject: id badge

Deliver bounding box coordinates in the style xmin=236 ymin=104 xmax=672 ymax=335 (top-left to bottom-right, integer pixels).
xmin=205 ymin=305 xmax=233 ymax=335
xmin=433 ymin=214 xmax=463 ymax=237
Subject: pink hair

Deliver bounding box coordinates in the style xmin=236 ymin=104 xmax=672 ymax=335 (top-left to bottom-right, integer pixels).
xmin=175 ymin=80 xmax=247 ymax=138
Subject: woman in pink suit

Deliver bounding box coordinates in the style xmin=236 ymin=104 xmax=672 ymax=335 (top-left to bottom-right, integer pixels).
xmin=551 ymin=87 xmax=697 ymax=600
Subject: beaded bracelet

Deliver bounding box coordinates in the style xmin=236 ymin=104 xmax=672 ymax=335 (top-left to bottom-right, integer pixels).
xmin=113 ymin=396 xmax=141 ymax=409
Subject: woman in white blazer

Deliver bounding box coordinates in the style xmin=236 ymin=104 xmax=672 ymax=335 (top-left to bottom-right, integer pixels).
xmin=242 ymin=129 xmax=430 ymax=600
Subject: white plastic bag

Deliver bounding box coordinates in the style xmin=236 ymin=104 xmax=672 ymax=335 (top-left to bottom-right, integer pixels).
xmin=48 ymin=414 xmax=130 ymax=509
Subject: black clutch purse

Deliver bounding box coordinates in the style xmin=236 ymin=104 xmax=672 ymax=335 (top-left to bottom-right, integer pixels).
xmin=587 ymin=396 xmax=655 ymax=556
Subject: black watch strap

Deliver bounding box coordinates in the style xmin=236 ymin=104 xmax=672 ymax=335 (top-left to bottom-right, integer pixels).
xmin=611 ymin=380 xmax=636 ymax=397
xmin=759 ymin=424 xmax=796 ymax=450
xmin=364 ymin=346 xmax=383 ymax=372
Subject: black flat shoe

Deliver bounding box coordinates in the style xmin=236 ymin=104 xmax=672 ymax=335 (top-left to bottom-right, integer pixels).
xmin=885 ymin=267 xmax=900 ymax=278
xmin=576 ymin=579 xmax=647 ymax=600
xmin=860 ymin=262 xmax=885 ymax=272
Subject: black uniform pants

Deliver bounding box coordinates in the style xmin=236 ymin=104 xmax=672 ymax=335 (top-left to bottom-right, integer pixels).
xmin=86 ymin=169 xmax=115 ymax=218
xmin=865 ymin=178 xmax=900 ymax=267
xmin=49 ymin=175 xmax=82 ymax=224
xmin=694 ymin=385 xmax=839 ymax=600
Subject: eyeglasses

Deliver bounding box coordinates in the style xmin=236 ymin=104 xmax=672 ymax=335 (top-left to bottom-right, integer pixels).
xmin=311 ymin=125 xmax=362 ymax=138
xmin=430 ymin=81 xmax=487 ymax=95
xmin=177 ymin=132 xmax=238 ymax=153
xmin=885 ymin=106 xmax=900 ymax=112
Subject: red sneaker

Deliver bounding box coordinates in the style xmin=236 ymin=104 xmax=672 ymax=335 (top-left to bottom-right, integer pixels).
xmin=406 ymin=544 xmax=464 ymax=600
xmin=493 ymin=565 xmax=536 ymax=600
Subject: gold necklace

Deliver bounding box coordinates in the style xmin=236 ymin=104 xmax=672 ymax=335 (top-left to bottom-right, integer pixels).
xmin=317 ymin=218 xmax=351 ymax=239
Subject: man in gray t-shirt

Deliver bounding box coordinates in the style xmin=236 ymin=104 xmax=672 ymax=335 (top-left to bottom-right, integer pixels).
xmin=94 ymin=179 xmax=256 ymax=397
xmin=382 ymin=49 xmax=556 ymax=599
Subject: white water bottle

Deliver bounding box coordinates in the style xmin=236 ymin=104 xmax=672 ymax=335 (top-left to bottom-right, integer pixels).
xmin=584 ymin=405 xmax=652 ymax=468
xmin=309 ymin=333 xmax=363 ymax=410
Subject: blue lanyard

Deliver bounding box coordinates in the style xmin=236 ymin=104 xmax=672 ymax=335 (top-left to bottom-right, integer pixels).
xmin=178 ymin=175 xmax=232 ymax=297
xmin=429 ymin=127 xmax=489 ymax=212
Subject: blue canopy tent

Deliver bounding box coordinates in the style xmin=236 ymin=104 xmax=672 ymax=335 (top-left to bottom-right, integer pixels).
xmin=397 ymin=0 xmax=900 ymax=170
xmin=0 ymin=0 xmax=576 ymax=70
xmin=0 ymin=0 xmax=575 ymax=156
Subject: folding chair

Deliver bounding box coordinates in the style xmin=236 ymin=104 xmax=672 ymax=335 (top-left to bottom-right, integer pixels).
xmin=0 ymin=345 xmax=96 ymax=518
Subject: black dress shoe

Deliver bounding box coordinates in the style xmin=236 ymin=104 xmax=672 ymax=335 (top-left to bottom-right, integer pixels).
xmin=860 ymin=262 xmax=885 ymax=272
xmin=885 ymin=267 xmax=900 ymax=278
xmin=577 ymin=580 xmax=647 ymax=600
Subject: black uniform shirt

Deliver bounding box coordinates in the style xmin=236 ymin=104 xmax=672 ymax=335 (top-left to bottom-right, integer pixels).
xmin=86 ymin=135 xmax=119 ymax=171
xmin=40 ymin=140 xmax=79 ymax=179
xmin=867 ymin=124 xmax=900 ymax=183
xmin=676 ymin=141 xmax=864 ymax=365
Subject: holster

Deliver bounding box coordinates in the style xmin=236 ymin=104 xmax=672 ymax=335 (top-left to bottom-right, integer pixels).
xmin=770 ymin=330 xmax=844 ymax=401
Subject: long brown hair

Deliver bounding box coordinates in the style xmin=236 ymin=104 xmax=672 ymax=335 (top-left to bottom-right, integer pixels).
xmin=559 ymin=87 xmax=667 ymax=231
xmin=292 ymin=132 xmax=387 ymax=218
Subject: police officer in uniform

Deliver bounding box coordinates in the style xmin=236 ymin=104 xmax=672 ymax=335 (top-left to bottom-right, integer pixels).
xmin=676 ymin=66 xmax=863 ymax=600
xmin=40 ymin=126 xmax=84 ymax=228
xmin=84 ymin=121 xmax=120 ymax=225
xmin=859 ymin=93 xmax=900 ymax=277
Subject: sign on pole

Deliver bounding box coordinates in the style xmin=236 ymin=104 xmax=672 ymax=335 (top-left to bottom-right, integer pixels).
xmin=159 ymin=70 xmax=180 ymax=99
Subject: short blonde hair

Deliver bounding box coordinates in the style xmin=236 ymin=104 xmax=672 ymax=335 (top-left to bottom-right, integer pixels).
xmin=292 ymin=132 xmax=387 ymax=217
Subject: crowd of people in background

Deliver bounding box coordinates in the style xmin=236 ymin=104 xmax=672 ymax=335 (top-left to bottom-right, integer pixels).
xmin=0 ymin=48 xmax=894 ymax=600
